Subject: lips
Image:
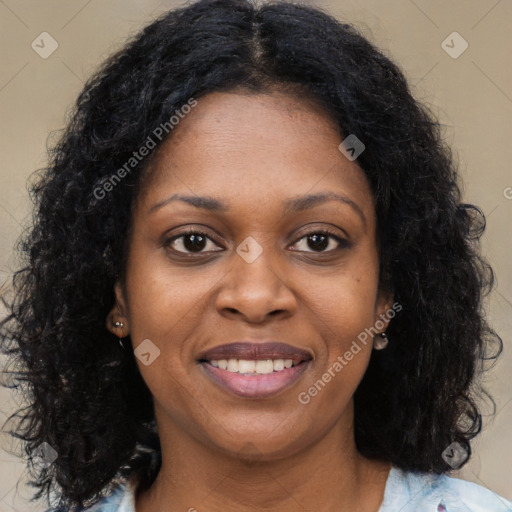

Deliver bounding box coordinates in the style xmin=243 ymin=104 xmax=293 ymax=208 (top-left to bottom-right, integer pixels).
xmin=198 ymin=341 xmax=313 ymax=363
xmin=198 ymin=341 xmax=313 ymax=399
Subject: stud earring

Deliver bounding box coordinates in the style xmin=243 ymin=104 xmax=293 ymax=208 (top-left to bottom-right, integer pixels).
xmin=373 ymin=332 xmax=389 ymax=350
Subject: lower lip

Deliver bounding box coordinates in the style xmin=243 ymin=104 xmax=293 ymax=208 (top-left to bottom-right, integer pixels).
xmin=200 ymin=361 xmax=310 ymax=399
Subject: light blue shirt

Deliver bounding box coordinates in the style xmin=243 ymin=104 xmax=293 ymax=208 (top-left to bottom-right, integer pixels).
xmin=73 ymin=466 xmax=512 ymax=511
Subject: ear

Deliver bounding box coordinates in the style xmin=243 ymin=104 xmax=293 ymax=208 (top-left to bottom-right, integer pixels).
xmin=374 ymin=287 xmax=394 ymax=334
xmin=106 ymin=281 xmax=130 ymax=338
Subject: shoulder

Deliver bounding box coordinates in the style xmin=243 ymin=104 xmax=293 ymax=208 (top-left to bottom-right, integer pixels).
xmin=43 ymin=477 xmax=138 ymax=512
xmin=85 ymin=479 xmax=137 ymax=512
xmin=380 ymin=467 xmax=512 ymax=512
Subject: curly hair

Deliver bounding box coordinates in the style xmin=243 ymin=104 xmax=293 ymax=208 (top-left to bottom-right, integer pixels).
xmin=0 ymin=0 xmax=502 ymax=510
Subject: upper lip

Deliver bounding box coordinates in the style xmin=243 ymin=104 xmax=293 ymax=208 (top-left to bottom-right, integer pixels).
xmin=198 ymin=342 xmax=313 ymax=362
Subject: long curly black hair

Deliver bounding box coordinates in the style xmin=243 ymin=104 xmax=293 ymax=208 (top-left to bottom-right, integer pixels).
xmin=0 ymin=0 xmax=502 ymax=510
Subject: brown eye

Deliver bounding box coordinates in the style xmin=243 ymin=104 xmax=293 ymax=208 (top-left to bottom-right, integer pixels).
xmin=166 ymin=231 xmax=223 ymax=254
xmin=290 ymin=231 xmax=349 ymax=253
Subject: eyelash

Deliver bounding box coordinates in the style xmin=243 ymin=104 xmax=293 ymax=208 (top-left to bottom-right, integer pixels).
xmin=164 ymin=227 xmax=350 ymax=256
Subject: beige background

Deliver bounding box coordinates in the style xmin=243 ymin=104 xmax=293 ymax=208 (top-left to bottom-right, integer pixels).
xmin=0 ymin=0 xmax=511 ymax=510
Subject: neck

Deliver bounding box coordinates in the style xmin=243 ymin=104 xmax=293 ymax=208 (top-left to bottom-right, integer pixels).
xmin=135 ymin=407 xmax=391 ymax=512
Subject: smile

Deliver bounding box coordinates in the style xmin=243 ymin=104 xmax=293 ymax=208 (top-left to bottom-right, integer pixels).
xmin=198 ymin=342 xmax=312 ymax=399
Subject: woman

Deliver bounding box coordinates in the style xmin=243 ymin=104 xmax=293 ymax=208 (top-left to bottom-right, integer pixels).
xmin=1 ymin=0 xmax=510 ymax=510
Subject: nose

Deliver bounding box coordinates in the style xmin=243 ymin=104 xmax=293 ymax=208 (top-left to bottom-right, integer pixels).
xmin=215 ymin=245 xmax=297 ymax=324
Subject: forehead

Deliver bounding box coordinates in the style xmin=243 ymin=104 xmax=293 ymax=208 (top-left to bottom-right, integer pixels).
xmin=137 ymin=90 xmax=375 ymax=220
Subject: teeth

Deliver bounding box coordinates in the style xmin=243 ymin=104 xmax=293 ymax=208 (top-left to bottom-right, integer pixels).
xmin=238 ymin=360 xmax=256 ymax=373
xmin=208 ymin=358 xmax=301 ymax=374
xmin=273 ymin=359 xmax=285 ymax=371
xmin=255 ymin=360 xmax=274 ymax=374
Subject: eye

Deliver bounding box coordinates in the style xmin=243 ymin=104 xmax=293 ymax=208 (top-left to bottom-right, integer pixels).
xmin=165 ymin=230 xmax=223 ymax=254
xmin=290 ymin=230 xmax=349 ymax=253
xmin=164 ymin=228 xmax=349 ymax=256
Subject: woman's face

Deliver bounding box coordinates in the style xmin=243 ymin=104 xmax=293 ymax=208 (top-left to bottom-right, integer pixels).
xmin=109 ymin=90 xmax=392 ymax=460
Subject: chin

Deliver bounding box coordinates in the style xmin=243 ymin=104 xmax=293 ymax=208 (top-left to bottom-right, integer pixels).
xmin=205 ymin=422 xmax=311 ymax=462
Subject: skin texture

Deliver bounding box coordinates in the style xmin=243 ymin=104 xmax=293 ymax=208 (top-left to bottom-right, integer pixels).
xmin=107 ymin=90 xmax=393 ymax=511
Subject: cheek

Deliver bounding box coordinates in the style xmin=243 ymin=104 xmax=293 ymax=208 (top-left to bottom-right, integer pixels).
xmin=310 ymin=248 xmax=380 ymax=345
xmin=298 ymin=283 xmax=377 ymax=420
xmin=122 ymin=246 xmax=212 ymax=377
xmin=124 ymin=236 xmax=208 ymax=334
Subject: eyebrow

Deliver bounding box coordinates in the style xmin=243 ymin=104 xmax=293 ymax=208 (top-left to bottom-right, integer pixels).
xmin=149 ymin=192 xmax=366 ymax=225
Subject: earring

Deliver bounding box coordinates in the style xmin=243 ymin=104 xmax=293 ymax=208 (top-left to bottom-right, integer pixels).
xmin=113 ymin=321 xmax=126 ymax=349
xmin=373 ymin=332 xmax=389 ymax=350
